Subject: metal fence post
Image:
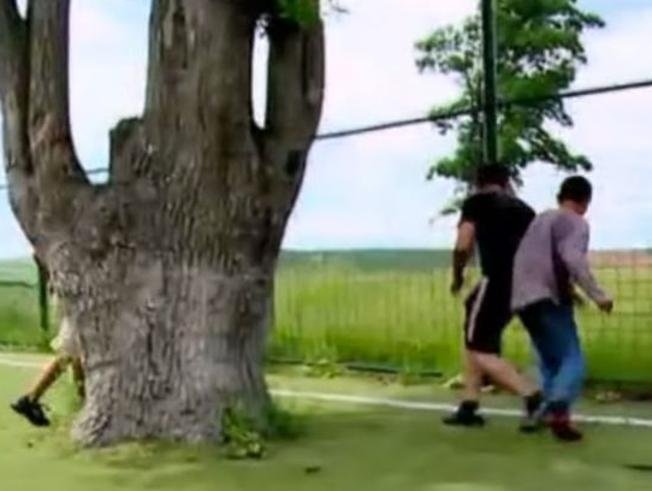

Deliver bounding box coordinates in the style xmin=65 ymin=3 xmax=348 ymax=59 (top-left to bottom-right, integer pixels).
xmin=35 ymin=256 xmax=49 ymax=332
xmin=481 ymin=0 xmax=499 ymax=165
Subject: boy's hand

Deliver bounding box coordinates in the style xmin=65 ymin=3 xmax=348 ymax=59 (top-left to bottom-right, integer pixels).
xmin=450 ymin=275 xmax=464 ymax=296
xmin=571 ymin=289 xmax=586 ymax=308
xmin=596 ymin=298 xmax=614 ymax=314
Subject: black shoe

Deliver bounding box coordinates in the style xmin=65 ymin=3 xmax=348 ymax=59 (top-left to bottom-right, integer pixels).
xmin=520 ymin=411 xmax=546 ymax=433
xmin=11 ymin=396 xmax=50 ymax=427
xmin=520 ymin=391 xmax=545 ymax=434
xmin=443 ymin=411 xmax=486 ymax=427
xmin=443 ymin=401 xmax=485 ymax=427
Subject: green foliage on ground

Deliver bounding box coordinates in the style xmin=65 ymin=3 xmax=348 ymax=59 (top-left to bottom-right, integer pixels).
xmin=220 ymin=403 xmax=303 ymax=460
xmin=221 ymin=408 xmax=267 ymax=460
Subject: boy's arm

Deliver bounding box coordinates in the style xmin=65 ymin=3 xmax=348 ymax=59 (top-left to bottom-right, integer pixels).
xmin=450 ymin=196 xmax=478 ymax=294
xmin=554 ymin=216 xmax=612 ymax=310
xmin=570 ymin=286 xmax=586 ymax=308
xmin=451 ymin=221 xmax=475 ymax=294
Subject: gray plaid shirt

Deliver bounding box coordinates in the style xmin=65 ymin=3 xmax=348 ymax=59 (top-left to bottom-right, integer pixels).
xmin=512 ymin=209 xmax=609 ymax=311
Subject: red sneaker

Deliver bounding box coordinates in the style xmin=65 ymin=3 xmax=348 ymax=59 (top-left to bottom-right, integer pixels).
xmin=549 ymin=412 xmax=583 ymax=442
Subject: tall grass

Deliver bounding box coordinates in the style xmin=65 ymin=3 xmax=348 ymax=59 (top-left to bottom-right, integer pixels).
xmin=0 ymin=260 xmax=46 ymax=350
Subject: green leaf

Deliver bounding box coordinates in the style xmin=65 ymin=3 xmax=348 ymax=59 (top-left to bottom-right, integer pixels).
xmin=277 ymin=0 xmax=320 ymax=25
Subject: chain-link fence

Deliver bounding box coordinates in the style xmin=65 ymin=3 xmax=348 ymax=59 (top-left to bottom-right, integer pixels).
xmin=270 ymin=250 xmax=652 ymax=383
xmin=1 ymin=249 xmax=650 ymax=382
xmin=0 ymin=260 xmax=48 ymax=350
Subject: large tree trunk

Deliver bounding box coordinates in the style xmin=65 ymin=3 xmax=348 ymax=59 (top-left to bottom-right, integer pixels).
xmin=0 ymin=0 xmax=324 ymax=446
xmin=68 ymin=255 xmax=274 ymax=444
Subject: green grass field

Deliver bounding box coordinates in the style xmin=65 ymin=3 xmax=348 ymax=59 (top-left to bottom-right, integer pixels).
xmin=2 ymin=251 xmax=652 ymax=382
xmin=0 ymin=259 xmax=46 ymax=350
xmin=272 ymin=251 xmax=652 ymax=382
xmin=2 ymin=358 xmax=652 ymax=490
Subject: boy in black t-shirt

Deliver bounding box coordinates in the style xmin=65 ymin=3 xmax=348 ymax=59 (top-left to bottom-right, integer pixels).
xmin=444 ymin=165 xmax=543 ymax=429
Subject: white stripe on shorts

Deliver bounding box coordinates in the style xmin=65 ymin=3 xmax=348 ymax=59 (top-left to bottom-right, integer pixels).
xmin=467 ymin=278 xmax=489 ymax=343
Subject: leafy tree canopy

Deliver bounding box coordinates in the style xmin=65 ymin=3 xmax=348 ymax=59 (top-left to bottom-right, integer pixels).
xmin=416 ymin=0 xmax=604 ymax=193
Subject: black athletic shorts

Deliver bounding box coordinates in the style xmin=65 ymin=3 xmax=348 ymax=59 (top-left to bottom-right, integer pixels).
xmin=463 ymin=277 xmax=513 ymax=354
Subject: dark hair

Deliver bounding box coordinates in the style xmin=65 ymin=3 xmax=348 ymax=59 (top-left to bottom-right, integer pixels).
xmin=475 ymin=164 xmax=510 ymax=188
xmin=557 ymin=175 xmax=592 ymax=204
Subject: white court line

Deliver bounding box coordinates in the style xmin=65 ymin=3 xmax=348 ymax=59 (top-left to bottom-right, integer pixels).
xmin=271 ymin=389 xmax=652 ymax=428
xmin=0 ymin=357 xmax=44 ymax=369
xmin=2 ymin=356 xmax=651 ymax=428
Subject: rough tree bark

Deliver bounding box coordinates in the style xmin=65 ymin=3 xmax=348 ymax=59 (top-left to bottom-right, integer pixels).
xmin=0 ymin=0 xmax=324 ymax=446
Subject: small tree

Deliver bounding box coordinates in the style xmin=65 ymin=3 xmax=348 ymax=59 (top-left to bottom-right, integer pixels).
xmin=0 ymin=0 xmax=324 ymax=446
xmin=416 ymin=0 xmax=604 ymax=203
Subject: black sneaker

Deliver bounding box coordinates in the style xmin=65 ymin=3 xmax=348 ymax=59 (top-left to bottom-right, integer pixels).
xmin=443 ymin=401 xmax=486 ymax=427
xmin=443 ymin=411 xmax=486 ymax=427
xmin=520 ymin=391 xmax=545 ymax=434
xmin=11 ymin=396 xmax=50 ymax=427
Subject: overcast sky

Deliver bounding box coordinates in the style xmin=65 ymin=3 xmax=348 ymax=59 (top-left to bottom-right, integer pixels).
xmin=1 ymin=0 xmax=651 ymax=258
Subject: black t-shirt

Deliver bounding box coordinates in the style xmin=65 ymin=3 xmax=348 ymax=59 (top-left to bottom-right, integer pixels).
xmin=460 ymin=191 xmax=535 ymax=283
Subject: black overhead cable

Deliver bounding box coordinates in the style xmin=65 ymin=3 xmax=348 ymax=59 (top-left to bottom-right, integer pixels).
xmin=315 ymin=78 xmax=652 ymax=140
xmin=1 ymin=77 xmax=652 ymax=192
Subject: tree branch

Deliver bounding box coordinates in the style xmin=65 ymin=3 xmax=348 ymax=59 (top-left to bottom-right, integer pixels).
xmin=258 ymin=5 xmax=325 ymax=256
xmin=27 ymin=0 xmax=87 ymax=186
xmin=0 ymin=1 xmax=43 ymax=246
xmin=109 ymin=117 xmax=147 ymax=185
xmin=0 ymin=0 xmax=91 ymax=249
xmin=265 ymin=5 xmax=325 ymax=149
xmin=0 ymin=0 xmax=23 ymax=91
xmin=0 ymin=0 xmax=28 ymax=161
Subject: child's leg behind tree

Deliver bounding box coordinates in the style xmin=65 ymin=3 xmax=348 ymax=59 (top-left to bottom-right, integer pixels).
xmin=27 ymin=357 xmax=70 ymax=401
xmin=71 ymin=358 xmax=85 ymax=399
xmin=12 ymin=356 xmax=73 ymax=427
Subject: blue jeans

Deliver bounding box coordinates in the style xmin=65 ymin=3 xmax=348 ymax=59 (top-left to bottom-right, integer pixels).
xmin=519 ymin=301 xmax=585 ymax=408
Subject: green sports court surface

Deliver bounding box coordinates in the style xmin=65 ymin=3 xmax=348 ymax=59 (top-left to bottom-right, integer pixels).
xmin=1 ymin=354 xmax=652 ymax=491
